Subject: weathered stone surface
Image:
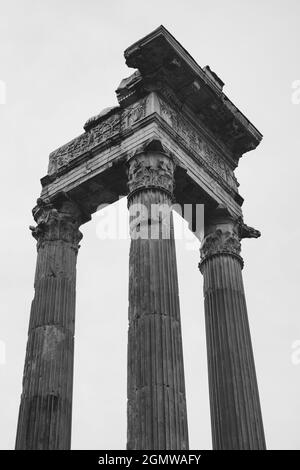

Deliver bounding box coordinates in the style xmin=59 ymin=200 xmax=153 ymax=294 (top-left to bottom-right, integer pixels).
xmin=40 ymin=26 xmax=263 ymax=219
xmin=42 ymin=93 xmax=244 ymax=223
xmin=199 ymin=207 xmax=266 ymax=449
xmin=15 ymin=197 xmax=83 ymax=450
xmin=17 ymin=26 xmax=265 ymax=450
xmin=127 ymin=150 xmax=189 ymax=450
xmin=124 ymin=25 xmax=262 ymax=158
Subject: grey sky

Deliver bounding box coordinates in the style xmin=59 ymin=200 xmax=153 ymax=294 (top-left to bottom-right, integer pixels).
xmin=0 ymin=0 xmax=299 ymax=449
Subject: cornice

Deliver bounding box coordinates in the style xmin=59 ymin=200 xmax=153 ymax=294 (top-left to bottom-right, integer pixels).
xmin=123 ymin=25 xmax=263 ymax=158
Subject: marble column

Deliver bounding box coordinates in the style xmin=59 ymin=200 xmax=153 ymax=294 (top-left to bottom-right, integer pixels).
xmin=127 ymin=149 xmax=189 ymax=450
xmin=15 ymin=197 xmax=83 ymax=450
xmin=199 ymin=206 xmax=266 ymax=450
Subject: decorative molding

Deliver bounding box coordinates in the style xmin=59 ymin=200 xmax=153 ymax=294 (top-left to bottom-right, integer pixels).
xmin=116 ymin=70 xmax=143 ymax=105
xmin=30 ymin=198 xmax=83 ymax=251
xmin=124 ymin=25 xmax=262 ymax=156
xmin=45 ymin=89 xmax=242 ymax=212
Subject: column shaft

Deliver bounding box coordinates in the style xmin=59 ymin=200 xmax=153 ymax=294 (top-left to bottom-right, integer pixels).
xmin=127 ymin=150 xmax=188 ymax=450
xmin=200 ymin=213 xmax=266 ymax=449
xmin=16 ymin=199 xmax=82 ymax=450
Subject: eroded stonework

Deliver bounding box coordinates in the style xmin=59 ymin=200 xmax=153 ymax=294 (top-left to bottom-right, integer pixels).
xmin=127 ymin=152 xmax=175 ymax=196
xmin=47 ymin=96 xmax=149 ymax=175
xmin=30 ymin=198 xmax=83 ymax=251
xmin=48 ymin=112 xmax=121 ymax=174
xmin=47 ymin=89 xmax=239 ymax=204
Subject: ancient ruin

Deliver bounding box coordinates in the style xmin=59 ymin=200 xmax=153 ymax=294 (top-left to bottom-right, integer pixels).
xmin=15 ymin=26 xmax=266 ymax=450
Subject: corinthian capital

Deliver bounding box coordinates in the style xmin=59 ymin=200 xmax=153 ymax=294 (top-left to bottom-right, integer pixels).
xmin=200 ymin=228 xmax=241 ymax=260
xmin=127 ymin=152 xmax=175 ymax=197
xmin=29 ymin=198 xmax=83 ymax=251
xmin=199 ymin=205 xmax=244 ymax=270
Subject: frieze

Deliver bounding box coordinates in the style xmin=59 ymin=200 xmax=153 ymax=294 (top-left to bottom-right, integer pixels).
xmin=121 ymin=96 xmax=148 ymax=130
xmin=48 ymin=112 xmax=121 ymax=174
xmin=48 ymin=96 xmax=149 ymax=175
xmin=46 ymin=90 xmax=239 ymax=197
xmin=157 ymin=96 xmax=238 ymax=191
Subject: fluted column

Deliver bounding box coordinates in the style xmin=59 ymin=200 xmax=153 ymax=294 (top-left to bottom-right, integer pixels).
xmin=16 ymin=197 xmax=83 ymax=450
xmin=199 ymin=206 xmax=266 ymax=449
xmin=127 ymin=149 xmax=189 ymax=450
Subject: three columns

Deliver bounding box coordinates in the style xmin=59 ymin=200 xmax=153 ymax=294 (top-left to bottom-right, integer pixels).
xmin=16 ymin=149 xmax=265 ymax=450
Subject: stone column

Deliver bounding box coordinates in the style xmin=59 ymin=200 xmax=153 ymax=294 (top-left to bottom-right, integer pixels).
xmin=199 ymin=206 xmax=266 ymax=450
xmin=15 ymin=197 xmax=83 ymax=450
xmin=127 ymin=148 xmax=189 ymax=450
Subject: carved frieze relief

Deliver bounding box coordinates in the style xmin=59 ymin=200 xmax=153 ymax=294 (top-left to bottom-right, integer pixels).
xmin=46 ymin=89 xmax=239 ymax=203
xmin=121 ymin=97 xmax=148 ymax=130
xmin=157 ymin=95 xmax=239 ymax=191
xmin=48 ymin=113 xmax=121 ymax=174
xmin=48 ymin=96 xmax=150 ymax=175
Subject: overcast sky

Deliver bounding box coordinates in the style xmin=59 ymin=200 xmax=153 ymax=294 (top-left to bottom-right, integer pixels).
xmin=0 ymin=0 xmax=299 ymax=450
